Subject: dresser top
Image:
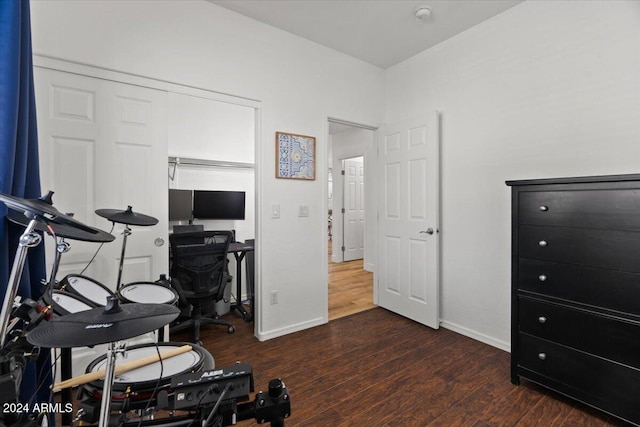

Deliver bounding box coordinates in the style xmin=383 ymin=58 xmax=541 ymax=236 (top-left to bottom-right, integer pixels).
xmin=506 ymin=173 xmax=640 ymax=187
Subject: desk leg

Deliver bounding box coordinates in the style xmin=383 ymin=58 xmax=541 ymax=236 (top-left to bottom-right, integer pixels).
xmin=232 ymin=252 xmax=252 ymax=322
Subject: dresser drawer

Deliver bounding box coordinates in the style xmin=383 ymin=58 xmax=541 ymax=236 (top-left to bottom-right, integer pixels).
xmin=518 ymin=333 xmax=640 ymax=425
xmin=519 ymin=188 xmax=640 ymax=230
xmin=519 ymin=225 xmax=640 ymax=272
xmin=518 ymin=258 xmax=640 ymax=314
xmin=518 ymin=296 xmax=640 ymax=368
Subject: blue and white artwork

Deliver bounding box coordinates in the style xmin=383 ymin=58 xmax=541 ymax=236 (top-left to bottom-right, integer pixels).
xmin=276 ymin=132 xmax=315 ymax=180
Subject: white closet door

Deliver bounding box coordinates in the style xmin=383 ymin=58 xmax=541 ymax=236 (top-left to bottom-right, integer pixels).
xmin=35 ymin=67 xmax=169 ymax=378
xmin=36 ymin=67 xmax=168 ymax=288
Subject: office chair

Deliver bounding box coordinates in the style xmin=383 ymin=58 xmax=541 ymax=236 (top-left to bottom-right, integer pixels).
xmin=169 ymin=230 xmax=235 ymax=344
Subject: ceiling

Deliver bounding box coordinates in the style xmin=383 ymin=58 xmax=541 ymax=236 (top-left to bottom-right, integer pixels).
xmin=210 ymin=0 xmax=523 ymax=69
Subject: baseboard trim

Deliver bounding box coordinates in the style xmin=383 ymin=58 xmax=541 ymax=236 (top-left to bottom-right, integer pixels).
xmin=257 ymin=316 xmax=326 ymax=341
xmin=440 ymin=320 xmax=510 ymax=353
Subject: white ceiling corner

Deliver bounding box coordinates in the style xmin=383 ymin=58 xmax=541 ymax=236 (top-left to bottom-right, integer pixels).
xmin=209 ymin=0 xmax=524 ymax=69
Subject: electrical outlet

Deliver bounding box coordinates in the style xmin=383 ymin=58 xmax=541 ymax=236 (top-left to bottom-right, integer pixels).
xmin=270 ymin=290 xmax=278 ymax=305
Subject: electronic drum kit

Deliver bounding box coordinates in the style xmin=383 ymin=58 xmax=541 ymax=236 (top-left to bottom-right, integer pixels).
xmin=0 ymin=191 xmax=290 ymax=427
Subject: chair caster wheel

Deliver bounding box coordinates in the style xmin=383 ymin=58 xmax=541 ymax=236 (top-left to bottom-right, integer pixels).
xmin=228 ymin=326 xmax=235 ymax=334
xmin=196 ymin=340 xmax=203 ymax=346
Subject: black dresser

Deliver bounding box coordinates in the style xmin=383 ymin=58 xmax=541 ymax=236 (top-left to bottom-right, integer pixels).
xmin=507 ymin=174 xmax=640 ymax=426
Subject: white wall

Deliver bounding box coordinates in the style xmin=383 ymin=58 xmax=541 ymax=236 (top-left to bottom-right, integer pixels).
xmin=385 ymin=0 xmax=640 ymax=349
xmin=168 ymin=92 xmax=255 ymax=163
xmin=330 ymin=128 xmax=376 ymax=271
xmin=30 ymin=0 xmax=385 ymax=340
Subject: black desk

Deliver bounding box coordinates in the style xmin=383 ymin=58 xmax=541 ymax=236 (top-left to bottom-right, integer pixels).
xmin=228 ymin=241 xmax=254 ymax=322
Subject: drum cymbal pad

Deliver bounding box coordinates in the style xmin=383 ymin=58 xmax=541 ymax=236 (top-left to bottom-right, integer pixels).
xmin=27 ymin=303 xmax=180 ymax=348
xmin=95 ymin=206 xmax=158 ymax=226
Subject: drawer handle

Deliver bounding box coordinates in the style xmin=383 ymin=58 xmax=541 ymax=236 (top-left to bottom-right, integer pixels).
xmin=539 ymin=205 xmax=549 ymax=212
xmin=538 ymin=316 xmax=547 ymax=324
xmin=538 ymin=240 xmax=548 ymax=247
xmin=538 ymin=274 xmax=547 ymax=282
xmin=538 ymin=353 xmax=547 ymax=361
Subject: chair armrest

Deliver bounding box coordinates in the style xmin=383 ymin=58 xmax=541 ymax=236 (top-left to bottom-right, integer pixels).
xmin=215 ymin=273 xmax=232 ymax=301
xmin=170 ymin=277 xmax=189 ymax=302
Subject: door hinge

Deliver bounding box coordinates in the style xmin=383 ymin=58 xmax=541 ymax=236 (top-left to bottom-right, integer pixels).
xmin=341 ymin=246 xmax=345 ymax=252
xmin=341 ymin=208 xmax=345 ymax=214
xmin=341 ymin=170 xmax=345 ymax=175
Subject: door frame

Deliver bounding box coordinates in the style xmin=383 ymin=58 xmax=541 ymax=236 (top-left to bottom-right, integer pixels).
xmin=32 ymin=55 xmax=264 ymax=336
xmin=324 ymin=116 xmax=379 ymax=319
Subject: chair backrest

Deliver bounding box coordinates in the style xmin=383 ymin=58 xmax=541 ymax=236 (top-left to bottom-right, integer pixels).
xmin=169 ymin=230 xmax=232 ymax=296
xmin=173 ymin=224 xmax=204 ymax=234
xmin=245 ymin=238 xmax=255 ymax=299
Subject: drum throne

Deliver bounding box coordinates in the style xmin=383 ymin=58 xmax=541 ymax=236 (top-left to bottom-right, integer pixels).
xmin=169 ymin=230 xmax=235 ymax=344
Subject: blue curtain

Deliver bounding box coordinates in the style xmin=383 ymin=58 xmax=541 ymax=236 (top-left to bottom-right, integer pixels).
xmin=0 ymin=0 xmax=50 ymax=409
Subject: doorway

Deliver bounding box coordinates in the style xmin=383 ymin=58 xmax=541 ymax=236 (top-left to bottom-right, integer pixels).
xmin=327 ymin=119 xmax=376 ymax=320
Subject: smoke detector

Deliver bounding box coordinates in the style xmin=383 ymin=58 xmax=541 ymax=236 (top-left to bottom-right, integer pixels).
xmin=415 ymin=5 xmax=432 ymax=22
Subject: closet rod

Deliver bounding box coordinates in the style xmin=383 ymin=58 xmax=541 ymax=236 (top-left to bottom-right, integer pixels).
xmin=168 ymin=156 xmax=255 ymax=169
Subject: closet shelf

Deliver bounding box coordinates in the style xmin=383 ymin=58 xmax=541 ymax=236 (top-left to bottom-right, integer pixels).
xmin=169 ymin=156 xmax=254 ymax=169
xmin=168 ymin=156 xmax=254 ymax=180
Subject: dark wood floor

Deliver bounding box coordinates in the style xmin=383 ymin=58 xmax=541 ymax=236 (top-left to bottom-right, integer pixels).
xmin=173 ymin=308 xmax=631 ymax=427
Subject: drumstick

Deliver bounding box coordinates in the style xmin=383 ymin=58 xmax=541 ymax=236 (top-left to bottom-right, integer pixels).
xmin=52 ymin=344 xmax=193 ymax=392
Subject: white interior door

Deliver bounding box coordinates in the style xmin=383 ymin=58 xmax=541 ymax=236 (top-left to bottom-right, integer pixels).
xmin=95 ymin=81 xmax=169 ymax=288
xmin=343 ymin=157 xmax=364 ymax=261
xmin=36 ymin=68 xmax=168 ymax=288
xmin=35 ymin=67 xmax=169 ymax=377
xmin=376 ymin=112 xmax=440 ymax=329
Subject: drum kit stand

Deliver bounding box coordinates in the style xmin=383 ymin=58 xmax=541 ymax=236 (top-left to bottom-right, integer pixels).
xmin=0 ymin=192 xmax=290 ymax=427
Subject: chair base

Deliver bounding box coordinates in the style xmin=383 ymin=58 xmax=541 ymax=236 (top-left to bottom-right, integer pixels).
xmin=170 ymin=315 xmax=235 ymax=344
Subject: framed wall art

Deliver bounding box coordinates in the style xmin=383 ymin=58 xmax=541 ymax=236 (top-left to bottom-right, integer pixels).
xmin=275 ymin=131 xmax=316 ymax=180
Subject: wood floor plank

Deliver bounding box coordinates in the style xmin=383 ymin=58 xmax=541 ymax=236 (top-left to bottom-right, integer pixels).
xmin=329 ymin=332 xmax=467 ymax=424
xmin=426 ymin=352 xmax=513 ymax=426
xmin=520 ymin=390 xmax=579 ymax=427
xmin=470 ymin=381 xmax=548 ymax=426
xmin=561 ymin=405 xmax=610 ymax=427
xmin=285 ymin=322 xmax=450 ymax=421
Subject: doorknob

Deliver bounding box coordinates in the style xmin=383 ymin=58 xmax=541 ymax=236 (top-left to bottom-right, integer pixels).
xmin=420 ymin=228 xmax=435 ymax=235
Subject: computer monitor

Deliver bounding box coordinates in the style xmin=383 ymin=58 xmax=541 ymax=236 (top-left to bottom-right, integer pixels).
xmin=169 ymin=189 xmax=193 ymax=221
xmin=193 ymin=190 xmax=246 ymax=220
